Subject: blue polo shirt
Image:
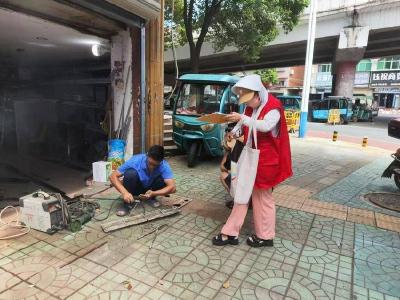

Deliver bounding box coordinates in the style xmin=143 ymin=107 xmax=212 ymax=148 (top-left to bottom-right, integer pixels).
xmin=118 ymin=154 xmax=174 ymax=188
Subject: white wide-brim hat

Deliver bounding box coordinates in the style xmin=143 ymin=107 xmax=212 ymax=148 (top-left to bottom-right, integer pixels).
xmin=231 ymin=74 xmax=264 ymax=104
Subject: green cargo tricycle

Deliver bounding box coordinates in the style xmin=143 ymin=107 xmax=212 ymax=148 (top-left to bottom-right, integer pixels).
xmin=172 ymin=74 xmax=241 ymax=167
xmin=352 ymin=95 xmax=375 ymax=122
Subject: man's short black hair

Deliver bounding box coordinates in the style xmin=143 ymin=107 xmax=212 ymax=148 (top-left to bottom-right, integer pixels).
xmin=147 ymin=145 xmax=165 ymax=162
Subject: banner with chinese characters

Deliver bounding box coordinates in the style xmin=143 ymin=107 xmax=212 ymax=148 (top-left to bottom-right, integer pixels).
xmin=370 ymin=71 xmax=400 ymax=86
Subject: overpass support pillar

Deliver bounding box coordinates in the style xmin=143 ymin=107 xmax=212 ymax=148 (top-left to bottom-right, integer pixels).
xmin=332 ymin=26 xmax=369 ymax=98
xmin=333 ymin=61 xmax=358 ymax=98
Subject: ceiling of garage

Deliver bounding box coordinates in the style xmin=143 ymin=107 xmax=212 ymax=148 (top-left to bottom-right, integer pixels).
xmin=0 ymin=8 xmax=112 ymax=66
xmin=0 ymin=0 xmax=133 ymax=67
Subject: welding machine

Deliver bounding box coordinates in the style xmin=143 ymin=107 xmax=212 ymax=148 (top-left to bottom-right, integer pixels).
xmin=19 ymin=191 xmax=65 ymax=233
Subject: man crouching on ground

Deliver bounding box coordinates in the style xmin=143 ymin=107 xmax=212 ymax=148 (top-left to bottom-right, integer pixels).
xmin=109 ymin=145 xmax=176 ymax=216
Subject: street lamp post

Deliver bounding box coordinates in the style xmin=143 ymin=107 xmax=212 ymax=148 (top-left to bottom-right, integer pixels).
xmin=299 ymin=0 xmax=318 ymax=138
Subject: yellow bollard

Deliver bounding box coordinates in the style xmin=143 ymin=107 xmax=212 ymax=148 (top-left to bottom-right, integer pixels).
xmin=332 ymin=131 xmax=338 ymax=142
xmin=362 ymin=136 xmax=368 ymax=147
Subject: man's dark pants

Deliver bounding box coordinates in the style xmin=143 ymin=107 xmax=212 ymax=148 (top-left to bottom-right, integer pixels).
xmin=121 ymin=169 xmax=166 ymax=211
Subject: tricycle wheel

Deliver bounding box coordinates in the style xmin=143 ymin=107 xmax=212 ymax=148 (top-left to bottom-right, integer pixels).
xmin=340 ymin=116 xmax=346 ymax=125
xmin=187 ymin=142 xmax=199 ymax=168
xmin=394 ymin=174 xmax=400 ymax=190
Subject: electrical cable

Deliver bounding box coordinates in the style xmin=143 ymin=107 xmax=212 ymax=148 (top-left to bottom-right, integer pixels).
xmin=85 ymin=196 xmax=146 ymax=221
xmin=89 ymin=198 xmax=119 ymax=221
xmin=54 ymin=193 xmax=71 ymax=228
xmin=0 ymin=206 xmax=30 ymax=240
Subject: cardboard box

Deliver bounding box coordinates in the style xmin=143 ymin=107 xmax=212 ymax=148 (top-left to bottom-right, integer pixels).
xmin=197 ymin=113 xmax=228 ymax=124
xmin=92 ymin=161 xmax=112 ymax=183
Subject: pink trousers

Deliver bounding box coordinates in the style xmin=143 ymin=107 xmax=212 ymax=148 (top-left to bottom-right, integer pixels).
xmin=221 ymin=188 xmax=275 ymax=240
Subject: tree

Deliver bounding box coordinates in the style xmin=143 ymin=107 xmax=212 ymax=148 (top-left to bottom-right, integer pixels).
xmin=165 ymin=0 xmax=309 ymax=72
xmin=255 ymin=69 xmax=279 ymax=85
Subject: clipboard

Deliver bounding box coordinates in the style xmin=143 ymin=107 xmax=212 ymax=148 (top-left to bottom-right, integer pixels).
xmin=196 ymin=113 xmax=229 ymax=124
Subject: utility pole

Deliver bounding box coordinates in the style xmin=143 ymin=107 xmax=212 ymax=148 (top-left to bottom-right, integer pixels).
xmin=299 ymin=0 xmax=317 ymax=138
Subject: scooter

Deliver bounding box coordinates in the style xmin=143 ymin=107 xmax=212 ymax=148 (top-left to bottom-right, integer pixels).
xmin=382 ymin=148 xmax=400 ymax=189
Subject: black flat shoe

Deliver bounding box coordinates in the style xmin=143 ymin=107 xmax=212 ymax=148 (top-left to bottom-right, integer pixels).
xmin=212 ymin=233 xmax=239 ymax=246
xmin=247 ymin=234 xmax=273 ymax=247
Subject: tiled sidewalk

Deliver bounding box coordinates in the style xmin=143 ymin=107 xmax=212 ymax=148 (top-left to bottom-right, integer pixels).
xmin=1 ymin=137 xmax=400 ymax=299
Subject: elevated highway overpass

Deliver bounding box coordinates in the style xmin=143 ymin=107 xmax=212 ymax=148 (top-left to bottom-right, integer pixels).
xmin=164 ymin=0 xmax=400 ymax=78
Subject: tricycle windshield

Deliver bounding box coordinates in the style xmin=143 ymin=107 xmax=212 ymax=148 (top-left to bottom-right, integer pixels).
xmin=175 ymin=82 xmax=226 ymax=116
xmin=279 ymin=97 xmax=300 ymax=109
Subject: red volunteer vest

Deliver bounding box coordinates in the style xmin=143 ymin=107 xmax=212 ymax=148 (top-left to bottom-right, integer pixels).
xmin=243 ymin=94 xmax=293 ymax=189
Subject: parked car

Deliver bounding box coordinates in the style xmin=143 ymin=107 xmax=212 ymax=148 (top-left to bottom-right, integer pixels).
xmin=388 ymin=118 xmax=400 ymax=139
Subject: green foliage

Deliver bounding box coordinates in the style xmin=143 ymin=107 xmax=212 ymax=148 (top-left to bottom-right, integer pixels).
xmin=165 ymin=0 xmax=309 ymax=69
xmin=254 ymin=69 xmax=279 ymax=85
xmin=164 ymin=0 xmax=186 ymax=50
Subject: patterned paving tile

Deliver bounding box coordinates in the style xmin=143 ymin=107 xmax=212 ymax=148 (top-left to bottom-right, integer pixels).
xmin=0 ymin=256 xmax=106 ymax=299
xmin=168 ymin=213 xmax=221 ymax=238
xmin=354 ymin=256 xmax=400 ymax=296
xmin=306 ymin=216 xmax=355 ymax=257
xmin=28 ymin=258 xmax=107 ymax=299
xmin=0 ymin=241 xmax=76 ymax=269
xmin=160 ymin=269 xmax=230 ymax=299
xmin=355 ymin=224 xmax=400 ymax=248
xmin=295 ymin=247 xmax=353 ymax=299
xmin=276 ymin=208 xmax=314 ymax=243
xmin=148 ymin=230 xmax=205 ymax=253
xmin=239 ymin=269 xmax=292 ymax=299
xmin=44 ymin=225 xmax=109 ymax=256
xmin=0 ymin=281 xmax=57 ymax=299
xmin=163 ymin=258 xmax=219 ymax=285
xmin=354 ymin=243 xmax=400 ymax=270
xmin=68 ymin=269 xmax=154 ymax=300
xmin=0 ymin=234 xmax=40 ymax=257
xmin=104 ymin=217 xmax=177 ymax=245
xmin=208 ymin=276 xmax=244 ymax=300
xmin=28 ymin=228 xmax=70 ymax=244
xmin=247 ymin=238 xmax=303 ymax=275
xmin=286 ymin=273 xmax=332 ymax=300
xmin=212 ymin=238 xmax=301 ymax=299
xmin=354 ymin=243 xmax=400 ymax=297
xmin=207 ymin=245 xmax=249 ymax=276
xmin=0 ymin=268 xmax=20 ymax=294
xmin=111 ymin=243 xmax=180 ymax=287
xmin=83 ymin=240 xmax=137 ymax=268
xmin=316 ymin=157 xmax=400 ymax=217
xmin=352 ymin=284 xmax=400 ymax=300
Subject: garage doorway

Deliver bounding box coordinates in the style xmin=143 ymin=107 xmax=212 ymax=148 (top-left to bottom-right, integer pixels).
xmin=0 ymin=8 xmax=117 ymax=205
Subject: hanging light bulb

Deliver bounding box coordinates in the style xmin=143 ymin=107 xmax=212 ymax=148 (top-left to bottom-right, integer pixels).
xmin=92 ymin=44 xmax=101 ymax=56
xmin=91 ymin=44 xmax=110 ymax=56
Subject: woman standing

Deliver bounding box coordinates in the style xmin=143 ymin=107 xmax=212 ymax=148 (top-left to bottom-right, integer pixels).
xmin=212 ymin=74 xmax=292 ymax=247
